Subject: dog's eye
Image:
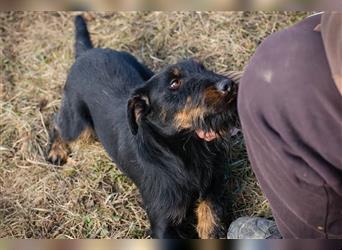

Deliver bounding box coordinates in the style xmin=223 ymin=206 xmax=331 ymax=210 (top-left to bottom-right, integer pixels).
xmin=169 ymin=79 xmax=182 ymax=90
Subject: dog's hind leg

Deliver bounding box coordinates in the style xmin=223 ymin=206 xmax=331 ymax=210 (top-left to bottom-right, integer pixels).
xmin=47 ymin=95 xmax=94 ymax=166
xmin=47 ymin=125 xmax=70 ymax=165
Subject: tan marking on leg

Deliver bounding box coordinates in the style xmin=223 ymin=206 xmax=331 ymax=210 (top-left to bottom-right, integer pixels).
xmin=47 ymin=129 xmax=70 ymax=165
xmin=77 ymin=127 xmax=95 ymax=144
xmin=196 ymin=200 xmax=217 ymax=239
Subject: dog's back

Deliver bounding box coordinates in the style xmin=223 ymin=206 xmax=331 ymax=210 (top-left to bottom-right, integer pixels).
xmin=71 ymin=15 xmax=153 ymax=93
xmin=54 ymin=16 xmax=154 ymax=179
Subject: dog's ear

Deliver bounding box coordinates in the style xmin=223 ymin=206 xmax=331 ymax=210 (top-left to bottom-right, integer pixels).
xmin=127 ymin=95 xmax=150 ymax=135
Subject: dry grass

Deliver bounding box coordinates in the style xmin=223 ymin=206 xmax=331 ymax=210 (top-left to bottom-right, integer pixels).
xmin=0 ymin=11 xmax=309 ymax=239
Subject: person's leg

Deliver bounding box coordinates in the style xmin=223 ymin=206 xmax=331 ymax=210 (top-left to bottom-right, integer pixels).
xmin=238 ymin=14 xmax=342 ymax=238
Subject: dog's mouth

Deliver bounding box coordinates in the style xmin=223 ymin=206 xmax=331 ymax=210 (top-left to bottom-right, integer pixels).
xmin=195 ymin=109 xmax=237 ymax=141
xmin=195 ymin=129 xmax=218 ymax=141
xmin=196 ymin=87 xmax=238 ymax=141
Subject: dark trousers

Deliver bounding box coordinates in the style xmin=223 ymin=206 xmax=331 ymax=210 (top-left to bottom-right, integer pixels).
xmin=238 ymin=14 xmax=342 ymax=239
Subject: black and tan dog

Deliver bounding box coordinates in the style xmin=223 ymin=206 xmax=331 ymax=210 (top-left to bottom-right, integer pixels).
xmin=47 ymin=15 xmax=238 ymax=238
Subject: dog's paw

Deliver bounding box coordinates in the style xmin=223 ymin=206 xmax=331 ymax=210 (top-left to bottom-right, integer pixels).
xmin=47 ymin=140 xmax=69 ymax=166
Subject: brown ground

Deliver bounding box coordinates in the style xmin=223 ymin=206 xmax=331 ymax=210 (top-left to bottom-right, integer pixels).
xmin=0 ymin=11 xmax=309 ymax=238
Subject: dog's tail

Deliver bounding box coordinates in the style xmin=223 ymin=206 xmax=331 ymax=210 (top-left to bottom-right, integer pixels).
xmin=74 ymin=15 xmax=93 ymax=58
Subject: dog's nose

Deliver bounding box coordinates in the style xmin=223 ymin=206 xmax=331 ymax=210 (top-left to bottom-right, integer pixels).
xmin=216 ymin=79 xmax=232 ymax=93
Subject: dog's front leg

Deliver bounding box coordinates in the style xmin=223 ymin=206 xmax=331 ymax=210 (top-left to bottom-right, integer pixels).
xmin=196 ymin=196 xmax=227 ymax=239
xmin=146 ymin=209 xmax=180 ymax=239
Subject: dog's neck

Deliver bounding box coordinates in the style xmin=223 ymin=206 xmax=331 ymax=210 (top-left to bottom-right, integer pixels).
xmin=135 ymin=121 xmax=227 ymax=187
xmin=133 ymin=121 xmax=228 ymax=223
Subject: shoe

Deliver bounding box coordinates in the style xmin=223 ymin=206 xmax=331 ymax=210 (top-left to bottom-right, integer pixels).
xmin=227 ymin=216 xmax=282 ymax=239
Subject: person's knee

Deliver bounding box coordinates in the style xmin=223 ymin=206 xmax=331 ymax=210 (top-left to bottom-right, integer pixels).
xmin=238 ymin=15 xmax=333 ymax=131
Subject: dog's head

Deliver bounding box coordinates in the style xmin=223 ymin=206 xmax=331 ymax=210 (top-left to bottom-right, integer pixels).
xmin=127 ymin=59 xmax=238 ymax=141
